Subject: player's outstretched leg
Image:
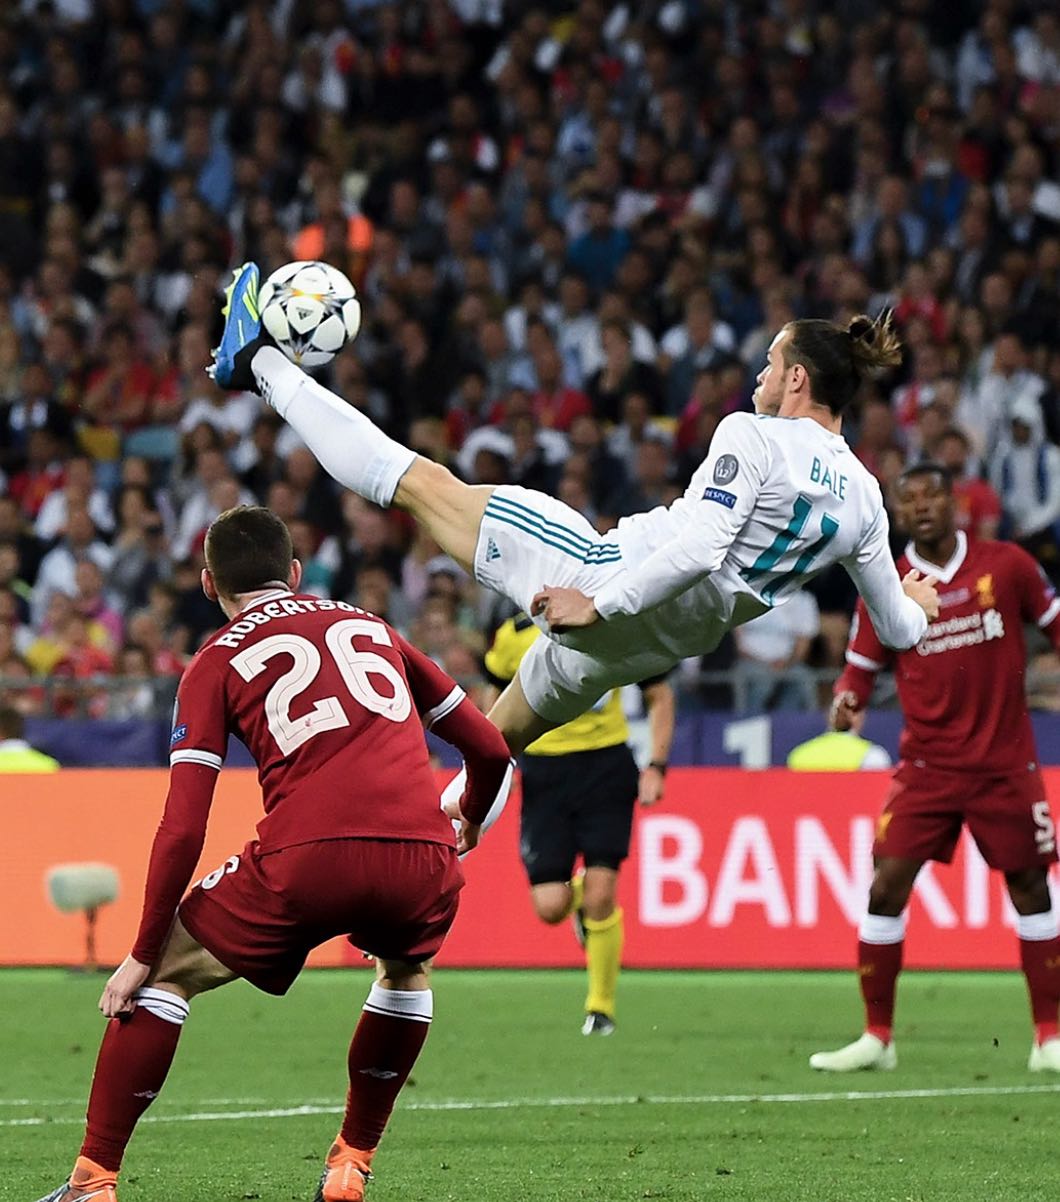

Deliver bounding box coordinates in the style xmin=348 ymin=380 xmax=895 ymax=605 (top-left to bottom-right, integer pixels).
xmin=36 ymin=922 xmax=235 ymax=1202
xmin=314 ymin=959 xmax=434 ymax=1202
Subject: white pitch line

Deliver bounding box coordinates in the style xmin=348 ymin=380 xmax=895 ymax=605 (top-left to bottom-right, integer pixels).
xmin=4 ymin=1083 xmax=1060 ymax=1127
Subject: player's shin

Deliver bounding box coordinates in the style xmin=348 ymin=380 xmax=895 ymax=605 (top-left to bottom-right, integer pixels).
xmin=79 ymin=988 xmax=189 ymax=1175
xmin=858 ymin=913 xmax=906 ymax=1044
xmin=339 ymin=982 xmax=433 ymax=1158
xmin=252 ymin=345 xmax=416 ymax=507
xmin=1017 ymin=910 xmax=1060 ymax=1047
xmin=583 ymin=906 xmax=624 ymax=1022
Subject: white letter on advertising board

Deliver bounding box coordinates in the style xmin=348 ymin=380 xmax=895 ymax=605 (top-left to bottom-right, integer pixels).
xmin=911 ymin=862 xmax=958 ymax=928
xmin=709 ymin=817 xmax=791 ymax=927
xmin=638 ymin=815 xmax=708 ymax=927
xmin=795 ymin=816 xmax=875 ymax=927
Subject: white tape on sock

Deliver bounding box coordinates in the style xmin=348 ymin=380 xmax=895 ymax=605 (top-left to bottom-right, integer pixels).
xmin=858 ymin=912 xmax=907 ymax=945
xmin=135 ymin=987 xmax=190 ymax=1026
xmin=363 ymin=984 xmax=433 ymax=1023
xmin=1017 ymin=910 xmax=1058 ymax=942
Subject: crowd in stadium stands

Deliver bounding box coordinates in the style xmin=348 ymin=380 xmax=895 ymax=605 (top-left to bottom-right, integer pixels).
xmin=0 ymin=0 xmax=1059 ymax=719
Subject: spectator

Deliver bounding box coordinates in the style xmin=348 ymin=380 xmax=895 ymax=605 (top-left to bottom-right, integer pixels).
xmin=733 ymin=590 xmax=822 ymax=713
xmin=991 ymin=396 xmax=1060 ymax=577
xmin=32 ymin=507 xmax=114 ymax=628
xmin=936 ymin=426 xmax=1002 ymax=540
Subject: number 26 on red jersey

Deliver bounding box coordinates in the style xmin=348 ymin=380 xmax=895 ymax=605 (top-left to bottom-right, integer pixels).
xmin=231 ymin=617 xmax=412 ymax=756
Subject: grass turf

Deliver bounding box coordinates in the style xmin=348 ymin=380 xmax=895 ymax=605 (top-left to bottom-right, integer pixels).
xmin=2 ymin=968 xmax=1055 ymax=1202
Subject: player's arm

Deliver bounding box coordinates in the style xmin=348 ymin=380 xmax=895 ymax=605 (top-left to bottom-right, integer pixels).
xmin=842 ymin=507 xmax=935 ymax=649
xmin=1014 ymin=546 xmax=1060 ymax=653
xmin=639 ymin=674 xmax=675 ymax=805
xmin=830 ymin=598 xmax=893 ymax=730
xmin=104 ymin=659 xmax=228 ymax=1016
xmin=397 ymin=633 xmax=512 ymax=828
xmin=580 ymin=413 xmax=772 ymax=622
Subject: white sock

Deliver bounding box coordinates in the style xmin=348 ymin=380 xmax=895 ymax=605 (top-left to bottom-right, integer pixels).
xmin=363 ymin=983 xmax=433 ymax=1023
xmin=134 ymin=986 xmax=190 ymax=1026
xmin=252 ymin=346 xmax=417 ymax=507
xmin=859 ymin=912 xmax=907 ymax=945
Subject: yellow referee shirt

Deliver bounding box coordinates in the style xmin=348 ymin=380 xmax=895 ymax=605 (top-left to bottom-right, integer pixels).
xmin=0 ymin=739 xmax=60 ymax=773
xmin=485 ymin=615 xmax=629 ymax=756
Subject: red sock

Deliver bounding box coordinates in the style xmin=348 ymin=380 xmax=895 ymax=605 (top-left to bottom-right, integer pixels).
xmin=80 ymin=990 xmax=188 ymax=1172
xmin=341 ymin=985 xmax=432 ymax=1152
xmin=857 ymin=913 xmax=905 ymax=1044
xmin=1019 ymin=930 xmax=1060 ymax=1046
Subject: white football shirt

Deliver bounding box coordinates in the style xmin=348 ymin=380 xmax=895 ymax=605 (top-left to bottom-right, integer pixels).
xmin=591 ymin=412 xmax=927 ymax=657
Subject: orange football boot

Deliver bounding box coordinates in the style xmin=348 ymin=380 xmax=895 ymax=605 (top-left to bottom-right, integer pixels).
xmin=33 ymin=1156 xmax=118 ymax=1202
xmin=312 ymin=1136 xmax=375 ymax=1202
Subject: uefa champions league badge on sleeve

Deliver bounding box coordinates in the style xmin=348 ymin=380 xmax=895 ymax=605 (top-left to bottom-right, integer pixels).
xmin=714 ymin=454 xmax=739 ymax=484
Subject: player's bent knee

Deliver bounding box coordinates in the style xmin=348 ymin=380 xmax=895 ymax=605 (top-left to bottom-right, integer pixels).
xmin=376 ymin=957 xmax=431 ymax=990
xmin=149 ymin=918 xmax=237 ymax=1000
xmin=531 ymin=882 xmax=571 ymax=924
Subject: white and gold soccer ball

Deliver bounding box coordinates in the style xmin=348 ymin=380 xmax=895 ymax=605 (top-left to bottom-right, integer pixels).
xmin=258 ymin=260 xmax=362 ymax=368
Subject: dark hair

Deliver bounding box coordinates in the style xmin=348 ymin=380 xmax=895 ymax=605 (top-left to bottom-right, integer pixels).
xmin=0 ymin=704 xmax=24 ymax=740
xmin=898 ymin=460 xmax=953 ymax=491
xmin=782 ymin=312 xmax=903 ymax=415
xmin=937 ymin=425 xmax=970 ymax=449
xmin=204 ymin=506 xmax=293 ymax=598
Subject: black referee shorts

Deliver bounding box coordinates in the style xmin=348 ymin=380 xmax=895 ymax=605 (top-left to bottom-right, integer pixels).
xmin=518 ymin=743 xmax=640 ymax=886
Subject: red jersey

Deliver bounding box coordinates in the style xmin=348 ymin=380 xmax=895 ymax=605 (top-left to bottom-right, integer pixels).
xmin=837 ymin=533 xmax=1060 ymax=773
xmin=132 ymin=589 xmax=510 ymax=964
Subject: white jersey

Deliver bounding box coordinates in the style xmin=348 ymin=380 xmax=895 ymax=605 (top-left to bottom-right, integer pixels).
xmin=590 ymin=412 xmax=927 ymax=659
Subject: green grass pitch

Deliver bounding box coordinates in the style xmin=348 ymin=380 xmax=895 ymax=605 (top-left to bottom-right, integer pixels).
xmin=3 ymin=969 xmax=1056 ymax=1201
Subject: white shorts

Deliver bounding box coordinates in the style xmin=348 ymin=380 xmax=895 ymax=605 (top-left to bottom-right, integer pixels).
xmin=473 ymin=486 xmax=626 ymax=613
xmin=473 ymin=487 xmax=675 ymax=723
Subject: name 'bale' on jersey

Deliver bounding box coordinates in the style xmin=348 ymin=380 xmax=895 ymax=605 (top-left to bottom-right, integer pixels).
xmin=169 ymin=589 xmax=462 ymax=850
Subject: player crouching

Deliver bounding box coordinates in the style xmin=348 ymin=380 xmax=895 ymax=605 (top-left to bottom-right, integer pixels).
xmin=32 ymin=506 xmax=512 ymax=1202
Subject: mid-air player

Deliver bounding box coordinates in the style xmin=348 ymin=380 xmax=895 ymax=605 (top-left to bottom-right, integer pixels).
xmin=811 ymin=463 xmax=1060 ymax=1073
xmin=34 ymin=506 xmax=512 ymax=1202
xmin=211 ymin=264 xmax=940 ymax=752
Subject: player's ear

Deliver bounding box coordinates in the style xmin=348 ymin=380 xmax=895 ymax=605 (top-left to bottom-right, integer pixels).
xmin=289 ymin=559 xmax=303 ymax=592
xmin=201 ymin=567 xmax=218 ymax=602
xmin=789 ymin=363 xmax=807 ymax=392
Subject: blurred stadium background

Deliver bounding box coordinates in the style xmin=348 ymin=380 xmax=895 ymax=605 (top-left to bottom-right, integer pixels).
xmin=2 ymin=1 xmax=1060 ymax=1198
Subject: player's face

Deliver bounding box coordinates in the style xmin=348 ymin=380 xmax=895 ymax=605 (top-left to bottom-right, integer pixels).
xmin=752 ymin=329 xmax=789 ymax=416
xmin=895 ymin=473 xmax=954 ymax=543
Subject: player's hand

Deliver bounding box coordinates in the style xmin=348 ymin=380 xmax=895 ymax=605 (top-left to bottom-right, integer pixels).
xmin=902 ymin=569 xmax=940 ymax=621
xmin=455 ymin=818 xmax=482 ymax=856
xmin=531 ymin=587 xmax=599 ymax=631
xmin=638 ymin=764 xmax=666 ymax=806
xmin=100 ymin=954 xmax=151 ymax=1019
xmin=829 ymin=690 xmax=863 ymax=732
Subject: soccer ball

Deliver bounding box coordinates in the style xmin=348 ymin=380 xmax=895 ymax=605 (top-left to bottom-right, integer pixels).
xmin=258 ymin=260 xmax=362 ymax=368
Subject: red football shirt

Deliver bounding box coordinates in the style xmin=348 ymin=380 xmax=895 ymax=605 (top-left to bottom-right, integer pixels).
xmin=837 ymin=533 xmax=1060 ymax=773
xmin=132 ymin=589 xmax=510 ymax=964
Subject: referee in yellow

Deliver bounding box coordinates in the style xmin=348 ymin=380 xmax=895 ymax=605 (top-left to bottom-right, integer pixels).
xmin=0 ymin=706 xmax=60 ymax=772
xmin=484 ymin=613 xmax=675 ymax=1035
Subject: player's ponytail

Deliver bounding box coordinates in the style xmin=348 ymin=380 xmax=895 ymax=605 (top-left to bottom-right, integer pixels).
xmin=784 ymin=311 xmax=904 ymax=415
xmin=846 ymin=311 xmax=903 ymax=380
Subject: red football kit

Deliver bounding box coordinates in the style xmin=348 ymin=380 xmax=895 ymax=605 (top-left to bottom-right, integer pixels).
xmin=837 ymin=532 xmax=1060 ymax=870
xmin=131 ymin=590 xmax=511 ymax=992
